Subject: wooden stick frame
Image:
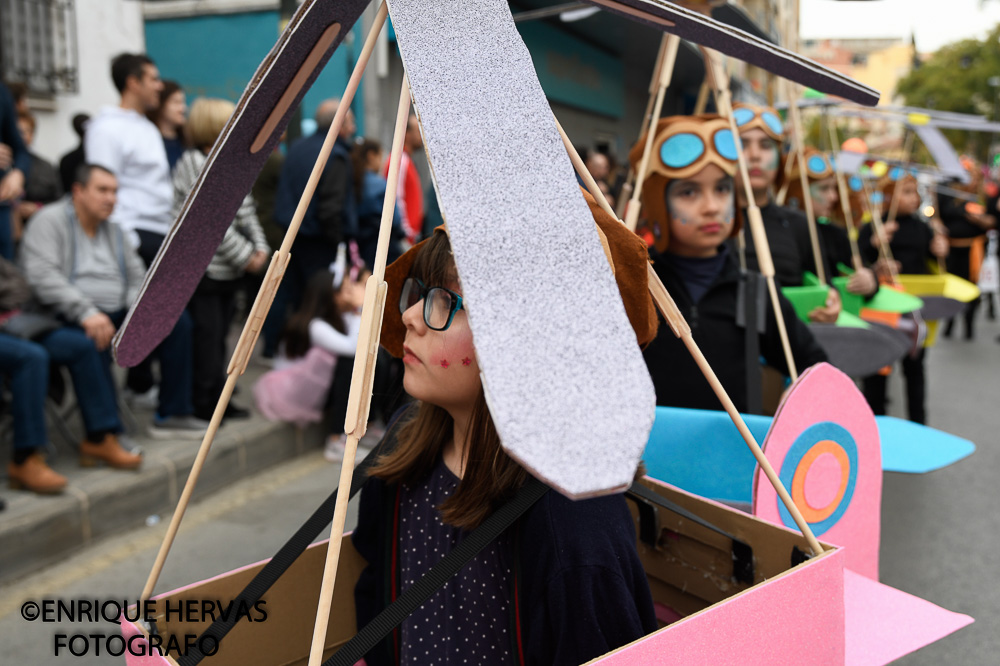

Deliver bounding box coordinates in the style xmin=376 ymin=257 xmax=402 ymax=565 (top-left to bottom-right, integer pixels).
xmin=783 ymin=79 xmax=827 ymax=285
xmin=305 ymin=72 xmax=411 ymax=666
xmin=616 ymin=34 xmax=670 ymax=218
xmin=826 ymin=119 xmax=863 ymax=269
xmin=137 ymin=1 xmax=390 ymax=605
xmin=623 ymin=34 xmax=681 ymax=232
xmin=861 ymin=177 xmax=901 ymax=285
xmin=700 ymin=47 xmax=799 ymax=382
xmin=555 ymin=118 xmax=825 ymax=557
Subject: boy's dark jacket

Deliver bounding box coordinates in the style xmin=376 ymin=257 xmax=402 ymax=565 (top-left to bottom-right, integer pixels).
xmin=858 ymin=214 xmax=934 ymax=275
xmin=351 ymin=417 xmax=657 ymax=666
xmin=642 ymin=247 xmax=827 ymax=414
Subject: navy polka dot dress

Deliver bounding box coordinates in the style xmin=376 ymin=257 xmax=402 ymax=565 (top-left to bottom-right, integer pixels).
xmin=397 ymin=457 xmax=515 ymax=665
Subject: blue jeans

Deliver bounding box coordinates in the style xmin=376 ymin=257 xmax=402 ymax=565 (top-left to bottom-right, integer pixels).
xmin=0 ymin=206 xmax=12 ymax=261
xmin=36 ymin=327 xmax=122 ymax=436
xmin=0 ymin=333 xmax=48 ymax=450
xmin=108 ymin=308 xmax=194 ymax=418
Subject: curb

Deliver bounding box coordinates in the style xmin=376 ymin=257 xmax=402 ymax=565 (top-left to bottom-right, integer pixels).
xmin=0 ymin=415 xmax=325 ymax=586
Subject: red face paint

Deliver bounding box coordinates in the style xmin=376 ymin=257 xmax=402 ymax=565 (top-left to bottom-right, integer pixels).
xmin=462 ymin=357 xmax=472 ymax=366
xmin=440 ymin=359 xmax=450 ymax=369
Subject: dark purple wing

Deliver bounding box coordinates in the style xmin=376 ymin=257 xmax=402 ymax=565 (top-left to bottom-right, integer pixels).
xmin=581 ymin=0 xmax=880 ymax=105
xmin=113 ymin=0 xmax=370 ymax=367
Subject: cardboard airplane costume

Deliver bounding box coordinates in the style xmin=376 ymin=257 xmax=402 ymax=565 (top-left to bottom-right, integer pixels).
xmin=103 ymin=0 xmax=971 ymax=663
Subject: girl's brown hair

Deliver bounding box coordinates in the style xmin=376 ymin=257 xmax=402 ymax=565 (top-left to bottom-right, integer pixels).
xmin=368 ymin=231 xmax=528 ymax=530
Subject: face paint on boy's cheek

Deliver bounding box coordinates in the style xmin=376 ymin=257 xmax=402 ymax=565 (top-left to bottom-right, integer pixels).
xmin=667 ymin=200 xmax=689 ymax=225
xmin=723 ymin=203 xmax=735 ymax=226
xmin=764 ymin=149 xmax=779 ymax=171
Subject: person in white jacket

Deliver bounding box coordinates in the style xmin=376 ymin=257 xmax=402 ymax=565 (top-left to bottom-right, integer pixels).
xmin=84 ymin=53 xmax=175 ymax=406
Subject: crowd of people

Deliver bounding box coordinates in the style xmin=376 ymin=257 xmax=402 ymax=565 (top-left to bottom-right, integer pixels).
xmin=0 ymin=53 xmax=418 ymax=497
xmin=2 ymin=54 xmax=996 ymax=515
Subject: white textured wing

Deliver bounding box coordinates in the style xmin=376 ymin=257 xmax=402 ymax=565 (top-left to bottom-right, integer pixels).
xmin=388 ymin=0 xmax=655 ymax=498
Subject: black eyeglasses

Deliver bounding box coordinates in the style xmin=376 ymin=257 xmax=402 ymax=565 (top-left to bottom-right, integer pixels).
xmin=399 ymin=277 xmax=465 ymax=331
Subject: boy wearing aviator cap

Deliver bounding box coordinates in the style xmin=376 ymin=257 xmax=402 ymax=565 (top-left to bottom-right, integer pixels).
xmin=635 ymin=114 xmax=827 ymax=414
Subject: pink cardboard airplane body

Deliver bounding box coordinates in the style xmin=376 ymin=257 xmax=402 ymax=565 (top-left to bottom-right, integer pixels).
xmin=120 ymin=479 xmax=844 ymax=665
xmin=751 ymin=362 xmax=973 ymax=663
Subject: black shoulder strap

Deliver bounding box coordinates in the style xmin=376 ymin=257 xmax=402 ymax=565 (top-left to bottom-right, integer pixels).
xmin=323 ymin=476 xmax=548 ymax=666
xmin=737 ymin=270 xmax=763 ymax=415
xmin=177 ymin=408 xmax=412 ymax=666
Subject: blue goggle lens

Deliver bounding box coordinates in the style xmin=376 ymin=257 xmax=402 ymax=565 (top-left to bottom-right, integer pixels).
xmin=762 ymin=112 xmax=785 ymax=136
xmin=661 ymin=133 xmax=706 ymax=169
xmin=733 ymin=108 xmax=755 ymax=127
xmin=714 ymin=129 xmax=738 ymax=160
xmin=807 ymin=155 xmax=829 ymax=175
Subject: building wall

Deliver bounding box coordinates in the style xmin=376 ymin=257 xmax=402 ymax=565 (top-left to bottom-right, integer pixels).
xmin=144 ymin=10 xmax=364 ymax=137
xmin=29 ymin=0 xmax=146 ymax=163
xmin=851 ymin=43 xmax=915 ymax=106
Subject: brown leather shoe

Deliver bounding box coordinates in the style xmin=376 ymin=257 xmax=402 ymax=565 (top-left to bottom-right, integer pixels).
xmin=8 ymin=453 xmax=68 ymax=494
xmin=79 ymin=434 xmax=142 ymax=470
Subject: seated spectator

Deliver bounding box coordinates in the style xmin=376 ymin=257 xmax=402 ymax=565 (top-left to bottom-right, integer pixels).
xmin=1 ymin=256 xmax=68 ymax=492
xmin=59 ymin=113 xmax=90 ymax=195
xmin=19 ymin=163 xmax=207 ymax=443
xmin=15 ymin=111 xmax=63 ymax=231
xmin=147 ymin=80 xmax=187 ymax=172
xmin=0 ymin=80 xmax=29 ymax=261
xmin=2 ymin=253 xmax=144 ymax=488
xmin=351 ymin=138 xmax=405 ymax=270
xmin=173 ymin=98 xmax=269 ymax=421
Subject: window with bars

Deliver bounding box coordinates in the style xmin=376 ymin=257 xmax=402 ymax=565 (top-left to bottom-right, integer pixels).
xmin=0 ymin=0 xmax=78 ymax=96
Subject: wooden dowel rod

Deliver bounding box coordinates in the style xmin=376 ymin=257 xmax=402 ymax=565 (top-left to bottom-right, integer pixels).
xmin=784 ymin=80 xmax=826 ymax=285
xmin=558 ymin=118 xmax=823 ymax=557
xmin=827 ymin=121 xmax=863 ymax=268
xmin=702 ymin=47 xmax=798 ymax=381
xmin=306 ymin=73 xmax=410 ymax=666
xmin=624 ymin=34 xmax=680 ymax=232
xmin=884 ymin=131 xmax=915 ymax=229
xmin=616 ymin=35 xmax=670 ymax=217
xmin=862 ymin=178 xmax=900 ymax=284
xmin=137 ymin=3 xmax=388 ymax=604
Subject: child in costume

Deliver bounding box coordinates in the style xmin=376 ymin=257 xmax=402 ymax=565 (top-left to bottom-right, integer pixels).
xmin=731 ymin=103 xmax=842 ymax=323
xmin=351 ymin=200 xmax=658 ymax=666
xmin=253 ymin=250 xmax=365 ymax=456
xmin=633 ymin=114 xmax=827 ymax=414
xmin=858 ymin=171 xmax=949 ymax=424
xmin=939 ymin=158 xmax=995 ymax=339
xmin=783 ymin=147 xmax=878 ymax=298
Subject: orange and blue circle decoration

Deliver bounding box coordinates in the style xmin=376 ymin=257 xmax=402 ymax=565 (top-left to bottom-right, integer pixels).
xmin=777 ymin=422 xmax=858 ymax=536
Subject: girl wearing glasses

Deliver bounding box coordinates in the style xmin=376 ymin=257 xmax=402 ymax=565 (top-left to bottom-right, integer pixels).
xmin=351 ymin=201 xmax=658 ymax=665
xmin=732 ymin=104 xmax=842 ymax=324
xmin=633 ymin=115 xmax=826 ymax=414
xmin=784 ymin=147 xmax=878 ymax=298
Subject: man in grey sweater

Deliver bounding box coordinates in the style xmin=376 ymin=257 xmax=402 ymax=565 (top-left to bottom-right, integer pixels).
xmin=20 ymin=164 xmax=206 ymax=460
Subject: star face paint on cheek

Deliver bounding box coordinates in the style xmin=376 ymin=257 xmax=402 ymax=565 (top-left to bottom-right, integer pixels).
xmin=462 ymin=357 xmax=472 ymax=366
xmin=440 ymin=359 xmax=450 ymax=369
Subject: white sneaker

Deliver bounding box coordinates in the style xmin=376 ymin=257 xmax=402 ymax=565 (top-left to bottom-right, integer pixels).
xmin=149 ymin=415 xmax=210 ymax=440
xmin=123 ymin=386 xmax=159 ymax=410
xmin=324 ymin=435 xmax=347 ymax=463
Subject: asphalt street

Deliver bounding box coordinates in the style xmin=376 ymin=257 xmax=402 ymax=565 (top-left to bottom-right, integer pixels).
xmin=0 ymin=314 xmax=997 ymax=665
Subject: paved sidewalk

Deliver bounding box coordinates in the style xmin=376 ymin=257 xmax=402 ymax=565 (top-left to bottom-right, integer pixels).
xmin=0 ymin=357 xmax=364 ymax=586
